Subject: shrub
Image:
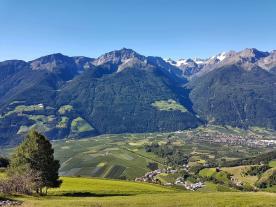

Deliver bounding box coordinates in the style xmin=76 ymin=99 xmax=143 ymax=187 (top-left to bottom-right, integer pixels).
xmin=256 ymin=168 xmax=276 ymax=188
xmin=244 ymin=165 xmax=270 ymax=176
xmin=0 ymin=169 xmax=42 ymax=195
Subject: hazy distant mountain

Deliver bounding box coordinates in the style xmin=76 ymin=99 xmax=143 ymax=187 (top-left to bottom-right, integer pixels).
xmin=167 ymin=48 xmax=276 ymax=78
xmin=165 ymin=51 xmax=230 ymax=78
xmin=165 ymin=58 xmax=205 ymax=77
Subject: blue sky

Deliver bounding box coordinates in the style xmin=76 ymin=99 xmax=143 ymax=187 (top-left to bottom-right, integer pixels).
xmin=0 ymin=0 xmax=276 ymax=61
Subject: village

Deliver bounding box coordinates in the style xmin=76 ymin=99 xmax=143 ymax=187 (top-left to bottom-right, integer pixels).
xmin=199 ymin=134 xmax=276 ymax=148
xmin=135 ymin=166 xmax=205 ymax=191
xmin=176 ymin=130 xmax=276 ymax=148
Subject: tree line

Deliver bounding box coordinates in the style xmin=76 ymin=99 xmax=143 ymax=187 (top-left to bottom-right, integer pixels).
xmin=221 ymin=150 xmax=276 ymax=167
xmin=144 ymin=142 xmax=189 ymax=166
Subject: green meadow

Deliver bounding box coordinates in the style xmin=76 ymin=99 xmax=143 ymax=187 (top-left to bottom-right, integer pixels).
xmin=269 ymin=160 xmax=276 ymax=168
xmin=19 ymin=192 xmax=276 ymax=207
xmin=1 ymin=176 xmax=275 ymax=207
xmin=11 ymin=177 xmax=276 ymax=207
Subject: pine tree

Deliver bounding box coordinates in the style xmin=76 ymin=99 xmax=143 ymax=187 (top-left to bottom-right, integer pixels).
xmin=9 ymin=129 xmax=62 ymax=194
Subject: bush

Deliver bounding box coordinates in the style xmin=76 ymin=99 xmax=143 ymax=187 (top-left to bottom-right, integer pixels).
xmin=256 ymin=168 xmax=276 ymax=188
xmin=0 ymin=170 xmax=42 ymax=195
xmin=244 ymin=165 xmax=270 ymax=176
xmin=189 ymin=164 xmax=204 ymax=174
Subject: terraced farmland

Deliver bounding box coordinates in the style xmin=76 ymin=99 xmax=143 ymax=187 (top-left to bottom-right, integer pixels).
xmin=53 ymin=126 xmax=276 ymax=180
xmin=53 ymin=134 xmax=166 ymax=179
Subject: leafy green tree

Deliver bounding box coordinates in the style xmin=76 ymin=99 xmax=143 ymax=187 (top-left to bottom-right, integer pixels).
xmin=8 ymin=130 xmax=62 ymax=194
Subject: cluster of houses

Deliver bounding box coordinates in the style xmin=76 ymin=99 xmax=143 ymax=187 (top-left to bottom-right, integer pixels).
xmin=135 ymin=167 xmax=205 ymax=191
xmin=0 ymin=200 xmax=21 ymax=206
xmin=174 ymin=177 xmax=205 ymax=191
xmin=186 ymin=132 xmax=276 ymax=148
xmin=259 ymin=139 xmax=276 ymax=146
xmin=184 ymin=182 xmax=204 ymax=191
xmin=135 ymin=167 xmax=178 ymax=183
xmin=177 ymin=129 xmax=276 ymax=148
xmin=134 ymin=170 xmax=160 ymax=183
xmin=230 ymin=176 xmax=243 ymax=187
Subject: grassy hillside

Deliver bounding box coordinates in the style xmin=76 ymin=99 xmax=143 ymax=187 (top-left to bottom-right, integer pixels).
xmin=0 ymin=170 xmax=5 ymax=179
xmin=269 ymin=160 xmax=276 ymax=167
xmin=49 ymin=177 xmax=174 ymax=195
xmin=18 ymin=192 xmax=276 ymax=207
xmin=8 ymin=177 xmax=276 ymax=207
xmin=222 ymin=166 xmax=258 ymax=186
xmin=2 ymin=176 xmax=276 ymax=207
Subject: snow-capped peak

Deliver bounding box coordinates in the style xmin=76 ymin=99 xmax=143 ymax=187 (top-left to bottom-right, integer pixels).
xmin=164 ymin=58 xmax=177 ymax=65
xmin=210 ymin=52 xmax=227 ymax=61
xmin=165 ymin=51 xmax=229 ymax=73
xmin=193 ymin=58 xmax=208 ymax=65
xmin=165 ymin=58 xmax=193 ymax=67
xmin=175 ymin=59 xmax=190 ymax=66
xmin=216 ymin=52 xmax=227 ymax=61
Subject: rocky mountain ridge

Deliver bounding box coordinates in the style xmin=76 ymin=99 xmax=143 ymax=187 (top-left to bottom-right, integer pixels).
xmin=0 ymin=48 xmax=275 ymax=146
xmin=166 ymin=48 xmax=276 ymax=78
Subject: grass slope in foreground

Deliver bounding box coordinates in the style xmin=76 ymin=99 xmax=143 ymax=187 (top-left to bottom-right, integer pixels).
xmin=49 ymin=177 xmax=174 ymax=195
xmin=13 ymin=177 xmax=276 ymax=207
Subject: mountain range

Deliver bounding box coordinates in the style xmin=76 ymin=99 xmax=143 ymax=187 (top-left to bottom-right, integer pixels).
xmin=0 ymin=48 xmax=275 ymax=146
xmin=166 ymin=48 xmax=276 ymax=78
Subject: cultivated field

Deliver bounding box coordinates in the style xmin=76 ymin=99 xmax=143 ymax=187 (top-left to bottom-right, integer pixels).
xmin=53 ymin=134 xmax=165 ymax=179
xmin=51 ymin=125 xmax=276 ymax=180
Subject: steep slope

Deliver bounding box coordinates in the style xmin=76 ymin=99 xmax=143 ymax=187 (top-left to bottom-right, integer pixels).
xmin=258 ymin=50 xmax=276 ymax=72
xmin=187 ymin=65 xmax=276 ymax=129
xmin=57 ymin=63 xmax=200 ymax=135
xmin=0 ymin=54 xmax=97 ymax=145
xmin=30 ymin=53 xmax=84 ymax=80
xmin=0 ymin=49 xmax=201 ymax=146
xmin=1 ymin=48 xmax=275 ymax=146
